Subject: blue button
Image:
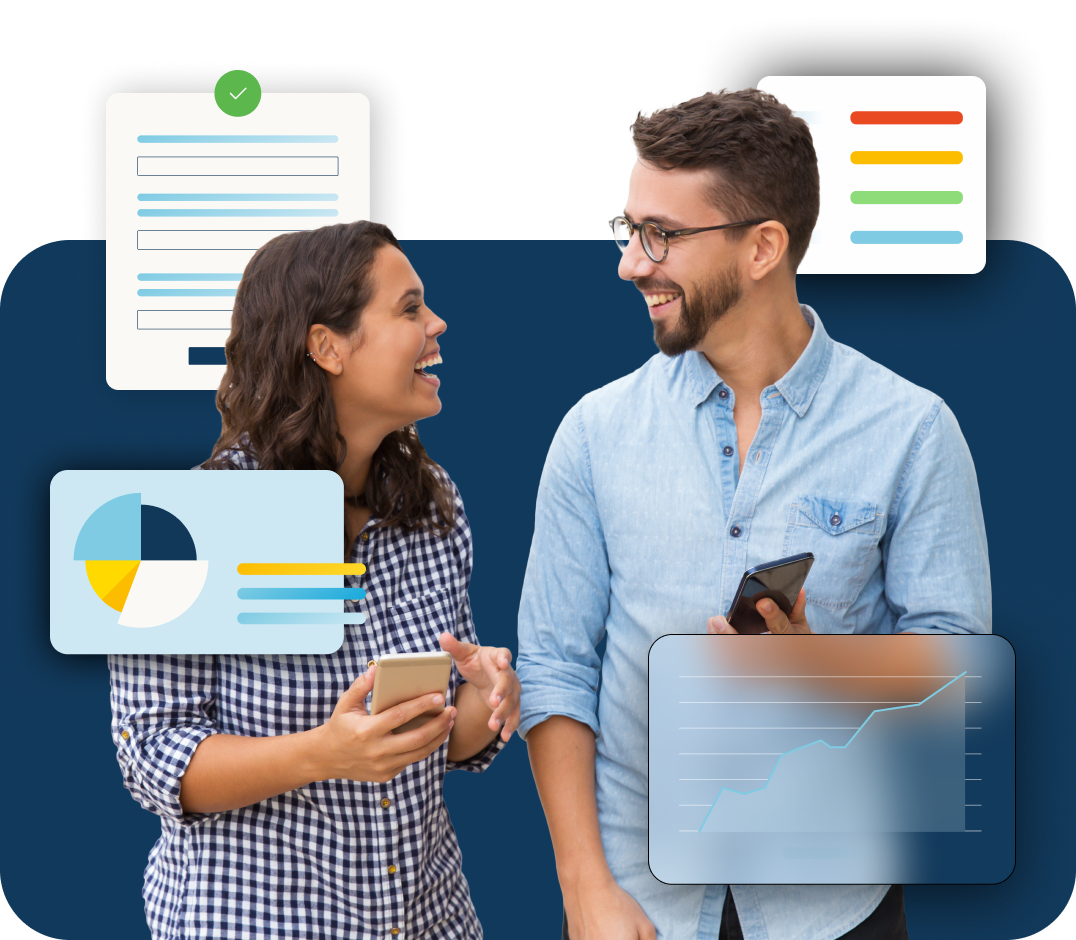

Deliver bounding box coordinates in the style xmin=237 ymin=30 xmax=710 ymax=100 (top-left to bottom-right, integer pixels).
xmin=730 ymin=525 xmax=742 ymax=538
xmin=723 ymin=445 xmax=733 ymax=457
xmin=718 ymin=388 xmax=729 ymax=400
xmin=830 ymin=514 xmax=842 ymax=527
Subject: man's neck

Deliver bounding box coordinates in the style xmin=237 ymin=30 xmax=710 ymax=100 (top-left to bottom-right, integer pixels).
xmin=694 ymin=286 xmax=812 ymax=405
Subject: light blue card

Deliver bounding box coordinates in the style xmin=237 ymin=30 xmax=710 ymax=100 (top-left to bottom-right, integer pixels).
xmin=51 ymin=470 xmax=356 ymax=654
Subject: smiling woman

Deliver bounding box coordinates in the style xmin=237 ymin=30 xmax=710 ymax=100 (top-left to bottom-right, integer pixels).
xmin=205 ymin=221 xmax=454 ymax=544
xmin=107 ymin=220 xmax=522 ymax=940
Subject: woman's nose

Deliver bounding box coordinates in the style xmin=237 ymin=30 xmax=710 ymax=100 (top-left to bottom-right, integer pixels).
xmin=427 ymin=308 xmax=447 ymax=336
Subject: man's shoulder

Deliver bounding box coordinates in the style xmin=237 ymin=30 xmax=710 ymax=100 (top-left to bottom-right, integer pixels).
xmin=825 ymin=338 xmax=943 ymax=421
xmin=570 ymin=352 xmax=670 ymax=424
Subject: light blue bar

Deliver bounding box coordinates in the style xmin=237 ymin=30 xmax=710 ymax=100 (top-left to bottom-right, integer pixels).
xmin=138 ymin=193 xmax=338 ymax=201
xmin=237 ymin=612 xmax=368 ymax=624
xmin=138 ymin=208 xmax=339 ymax=217
xmin=137 ymin=135 xmax=338 ymax=143
xmin=138 ymin=273 xmax=243 ymax=281
xmin=137 ymin=288 xmax=237 ymax=297
xmin=850 ymin=230 xmax=963 ymax=245
xmin=238 ymin=588 xmax=367 ymax=600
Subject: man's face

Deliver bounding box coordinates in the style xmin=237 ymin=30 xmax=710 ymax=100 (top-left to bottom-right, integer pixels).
xmin=618 ymin=160 xmax=745 ymax=356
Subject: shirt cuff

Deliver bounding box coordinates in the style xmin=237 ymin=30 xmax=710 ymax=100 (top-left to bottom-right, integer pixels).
xmin=446 ymin=732 xmax=506 ymax=774
xmin=516 ymin=656 xmax=601 ymax=740
xmin=115 ymin=722 xmax=219 ymax=820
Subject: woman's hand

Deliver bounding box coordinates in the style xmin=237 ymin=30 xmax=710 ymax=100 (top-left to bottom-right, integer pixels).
xmin=439 ymin=632 xmax=521 ymax=743
xmin=707 ymin=588 xmax=813 ymax=635
xmin=311 ymin=664 xmax=456 ymax=783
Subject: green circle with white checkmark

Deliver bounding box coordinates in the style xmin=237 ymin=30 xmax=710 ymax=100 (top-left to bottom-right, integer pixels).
xmin=214 ymin=70 xmax=262 ymax=117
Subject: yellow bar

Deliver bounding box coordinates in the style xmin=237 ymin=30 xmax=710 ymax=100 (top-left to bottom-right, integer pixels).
xmin=850 ymin=151 xmax=963 ymax=164
xmin=238 ymin=563 xmax=367 ymax=575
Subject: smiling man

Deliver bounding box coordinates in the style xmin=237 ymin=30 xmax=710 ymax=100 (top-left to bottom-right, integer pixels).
xmin=516 ymin=90 xmax=990 ymax=940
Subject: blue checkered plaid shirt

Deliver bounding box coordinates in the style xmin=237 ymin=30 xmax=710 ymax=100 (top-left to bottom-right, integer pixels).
xmin=108 ymin=452 xmax=503 ymax=939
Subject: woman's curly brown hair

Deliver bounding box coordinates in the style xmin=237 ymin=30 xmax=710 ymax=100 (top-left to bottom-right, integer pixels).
xmin=203 ymin=220 xmax=454 ymax=539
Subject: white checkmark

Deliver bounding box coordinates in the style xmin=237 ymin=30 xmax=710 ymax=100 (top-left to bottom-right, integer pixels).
xmin=229 ymin=87 xmax=247 ymax=100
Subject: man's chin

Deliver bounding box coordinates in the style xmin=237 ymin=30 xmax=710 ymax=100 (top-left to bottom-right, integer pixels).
xmin=653 ymin=321 xmax=695 ymax=357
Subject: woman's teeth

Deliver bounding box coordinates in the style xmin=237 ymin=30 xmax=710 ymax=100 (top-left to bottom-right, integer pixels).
xmin=415 ymin=353 xmax=442 ymax=373
xmin=645 ymin=292 xmax=681 ymax=307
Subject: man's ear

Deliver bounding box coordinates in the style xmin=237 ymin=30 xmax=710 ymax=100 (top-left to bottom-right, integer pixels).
xmin=746 ymin=220 xmax=790 ymax=281
xmin=306 ymin=324 xmax=345 ymax=376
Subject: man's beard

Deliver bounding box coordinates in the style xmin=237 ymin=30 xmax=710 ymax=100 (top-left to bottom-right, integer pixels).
xmin=651 ymin=262 xmax=743 ymax=357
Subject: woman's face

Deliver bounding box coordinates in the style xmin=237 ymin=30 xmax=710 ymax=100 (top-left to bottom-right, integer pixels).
xmin=312 ymin=245 xmax=447 ymax=434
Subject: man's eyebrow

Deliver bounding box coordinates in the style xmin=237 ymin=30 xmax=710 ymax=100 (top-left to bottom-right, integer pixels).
xmin=648 ymin=215 xmax=682 ymax=229
xmin=623 ymin=211 xmax=683 ymax=229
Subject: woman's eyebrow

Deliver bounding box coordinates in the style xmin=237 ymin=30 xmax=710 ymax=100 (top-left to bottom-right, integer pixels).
xmin=397 ymin=287 xmax=423 ymax=304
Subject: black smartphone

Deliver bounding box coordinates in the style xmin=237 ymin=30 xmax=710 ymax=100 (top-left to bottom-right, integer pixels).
xmin=725 ymin=552 xmax=815 ymax=635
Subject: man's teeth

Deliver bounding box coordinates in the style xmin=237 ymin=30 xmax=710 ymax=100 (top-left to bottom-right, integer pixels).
xmin=645 ymin=292 xmax=681 ymax=307
xmin=416 ymin=353 xmax=443 ymax=370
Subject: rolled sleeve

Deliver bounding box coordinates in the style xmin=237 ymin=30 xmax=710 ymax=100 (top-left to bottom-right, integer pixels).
xmin=444 ymin=490 xmax=506 ymax=774
xmin=516 ymin=403 xmax=610 ymax=740
xmin=108 ymin=654 xmax=220 ymax=820
xmin=883 ymin=401 xmax=991 ymax=634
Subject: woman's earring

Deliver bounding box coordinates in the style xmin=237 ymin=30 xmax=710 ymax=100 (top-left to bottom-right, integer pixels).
xmin=307 ymin=352 xmax=316 ymax=362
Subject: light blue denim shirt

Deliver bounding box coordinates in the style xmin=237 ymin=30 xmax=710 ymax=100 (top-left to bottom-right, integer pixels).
xmin=516 ymin=306 xmax=990 ymax=940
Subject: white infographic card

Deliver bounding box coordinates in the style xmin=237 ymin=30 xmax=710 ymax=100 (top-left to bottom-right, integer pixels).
xmin=105 ymin=92 xmax=370 ymax=390
xmin=757 ymin=76 xmax=985 ymax=275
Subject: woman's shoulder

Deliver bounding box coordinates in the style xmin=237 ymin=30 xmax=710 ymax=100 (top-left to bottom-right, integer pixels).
xmin=201 ymin=439 xmax=260 ymax=470
xmin=426 ymin=465 xmax=471 ymax=547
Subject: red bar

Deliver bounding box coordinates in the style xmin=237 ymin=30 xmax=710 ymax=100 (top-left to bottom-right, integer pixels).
xmin=851 ymin=111 xmax=963 ymax=124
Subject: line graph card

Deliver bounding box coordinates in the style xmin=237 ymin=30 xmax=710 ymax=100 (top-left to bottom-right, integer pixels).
xmin=105 ymin=93 xmax=370 ymax=390
xmin=757 ymin=76 xmax=985 ymax=275
xmin=648 ymin=634 xmax=1013 ymax=885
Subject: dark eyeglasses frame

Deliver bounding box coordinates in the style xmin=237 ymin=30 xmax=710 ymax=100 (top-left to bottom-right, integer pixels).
xmin=609 ymin=215 xmax=771 ymax=263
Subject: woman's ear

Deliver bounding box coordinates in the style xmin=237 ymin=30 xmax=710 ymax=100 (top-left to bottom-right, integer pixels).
xmin=306 ymin=325 xmax=345 ymax=376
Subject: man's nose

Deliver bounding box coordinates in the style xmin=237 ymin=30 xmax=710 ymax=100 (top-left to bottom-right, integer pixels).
xmin=618 ymin=230 xmax=657 ymax=281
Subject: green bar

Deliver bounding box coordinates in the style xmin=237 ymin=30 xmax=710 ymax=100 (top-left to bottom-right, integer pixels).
xmin=850 ymin=191 xmax=963 ymax=205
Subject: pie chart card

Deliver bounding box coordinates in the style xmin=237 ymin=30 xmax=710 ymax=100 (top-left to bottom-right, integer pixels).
xmin=50 ymin=469 xmax=359 ymax=654
xmin=757 ymin=76 xmax=985 ymax=274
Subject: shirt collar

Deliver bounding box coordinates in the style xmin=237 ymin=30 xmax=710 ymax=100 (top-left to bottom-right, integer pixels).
xmin=673 ymin=304 xmax=832 ymax=417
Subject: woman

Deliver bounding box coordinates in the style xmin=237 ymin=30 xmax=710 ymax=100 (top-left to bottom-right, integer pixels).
xmin=108 ymin=221 xmax=521 ymax=939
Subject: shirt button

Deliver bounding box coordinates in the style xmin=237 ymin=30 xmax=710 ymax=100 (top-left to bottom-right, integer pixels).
xmin=718 ymin=388 xmax=729 ymax=400
xmin=722 ymin=446 xmax=733 ymax=457
xmin=730 ymin=525 xmax=742 ymax=538
xmin=391 ymin=929 xmax=400 ymax=936
xmin=830 ymin=514 xmax=842 ymax=527
xmin=387 ymin=864 xmax=397 ymax=875
xmin=381 ymin=798 xmax=391 ymax=808
xmin=121 ymin=730 xmax=130 ymax=740
xmin=362 ymin=533 xmax=369 ymax=541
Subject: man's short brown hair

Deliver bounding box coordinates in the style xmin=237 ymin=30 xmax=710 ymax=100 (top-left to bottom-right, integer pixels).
xmin=630 ymin=89 xmax=819 ymax=272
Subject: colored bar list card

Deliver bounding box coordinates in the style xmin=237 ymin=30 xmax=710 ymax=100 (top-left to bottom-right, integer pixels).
xmin=105 ymin=93 xmax=370 ymax=389
xmin=756 ymin=77 xmax=985 ymax=274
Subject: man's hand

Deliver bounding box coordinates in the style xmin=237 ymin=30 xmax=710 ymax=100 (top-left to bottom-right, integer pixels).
xmin=564 ymin=872 xmax=656 ymax=940
xmin=707 ymin=588 xmax=812 ymax=635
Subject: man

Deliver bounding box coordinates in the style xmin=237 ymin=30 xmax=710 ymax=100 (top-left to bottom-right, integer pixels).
xmin=515 ymin=89 xmax=990 ymax=940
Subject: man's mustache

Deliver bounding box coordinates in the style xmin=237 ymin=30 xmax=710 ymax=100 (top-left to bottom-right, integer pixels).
xmin=634 ymin=277 xmax=684 ymax=294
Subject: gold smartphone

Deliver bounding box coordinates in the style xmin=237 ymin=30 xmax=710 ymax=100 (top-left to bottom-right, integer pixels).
xmin=369 ymin=651 xmax=452 ymax=734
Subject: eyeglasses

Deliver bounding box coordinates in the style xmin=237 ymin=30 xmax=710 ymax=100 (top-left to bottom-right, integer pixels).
xmin=609 ymin=215 xmax=770 ymax=263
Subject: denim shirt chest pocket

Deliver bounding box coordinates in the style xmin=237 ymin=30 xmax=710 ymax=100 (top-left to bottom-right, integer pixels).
xmin=783 ymin=496 xmax=885 ymax=609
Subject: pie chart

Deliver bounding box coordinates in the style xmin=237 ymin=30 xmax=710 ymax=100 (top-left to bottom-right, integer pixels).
xmin=74 ymin=493 xmax=209 ymax=628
